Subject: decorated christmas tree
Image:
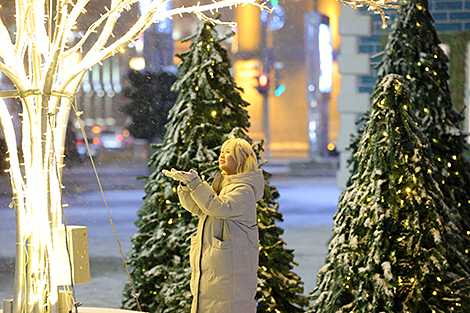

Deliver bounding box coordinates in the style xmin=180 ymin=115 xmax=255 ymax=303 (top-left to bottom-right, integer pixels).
xmin=348 ymin=0 xmax=470 ymax=258
xmin=122 ymin=19 xmax=306 ymax=312
xmin=309 ymin=74 xmax=470 ymax=312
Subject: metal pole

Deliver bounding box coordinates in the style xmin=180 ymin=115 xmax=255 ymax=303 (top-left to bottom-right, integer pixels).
xmin=261 ymin=20 xmax=270 ymax=159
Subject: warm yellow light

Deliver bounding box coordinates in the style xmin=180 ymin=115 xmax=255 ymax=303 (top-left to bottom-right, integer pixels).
xmin=327 ymin=143 xmax=336 ymax=151
xmin=129 ymin=57 xmax=145 ymax=71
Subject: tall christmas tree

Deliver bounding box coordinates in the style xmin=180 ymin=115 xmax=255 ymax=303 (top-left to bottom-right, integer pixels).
xmin=122 ymin=19 xmax=306 ymax=312
xmin=309 ymin=74 xmax=470 ymax=312
xmin=348 ymin=0 xmax=470 ymax=258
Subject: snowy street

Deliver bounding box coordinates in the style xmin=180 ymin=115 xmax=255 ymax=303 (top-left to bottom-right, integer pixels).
xmin=0 ymin=166 xmax=341 ymax=309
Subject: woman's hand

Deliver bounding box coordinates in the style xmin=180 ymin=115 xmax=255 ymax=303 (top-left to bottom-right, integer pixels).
xmin=162 ymin=168 xmax=200 ymax=187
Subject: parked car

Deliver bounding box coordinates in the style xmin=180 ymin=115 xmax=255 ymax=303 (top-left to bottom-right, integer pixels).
xmin=100 ymin=131 xmax=125 ymax=149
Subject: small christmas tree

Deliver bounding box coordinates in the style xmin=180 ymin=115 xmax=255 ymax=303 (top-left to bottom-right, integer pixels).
xmin=348 ymin=0 xmax=470 ymax=259
xmin=120 ymin=70 xmax=178 ymax=142
xmin=122 ymin=19 xmax=306 ymax=312
xmin=309 ymin=74 xmax=470 ymax=312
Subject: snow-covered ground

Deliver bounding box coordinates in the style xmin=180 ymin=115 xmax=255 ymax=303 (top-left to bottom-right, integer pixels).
xmin=0 ymin=175 xmax=341 ymax=309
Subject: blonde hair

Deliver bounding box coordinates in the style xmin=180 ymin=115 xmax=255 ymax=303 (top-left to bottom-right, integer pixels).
xmin=221 ymin=138 xmax=258 ymax=174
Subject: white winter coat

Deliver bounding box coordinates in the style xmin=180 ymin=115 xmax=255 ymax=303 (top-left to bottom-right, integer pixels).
xmin=177 ymin=169 xmax=264 ymax=313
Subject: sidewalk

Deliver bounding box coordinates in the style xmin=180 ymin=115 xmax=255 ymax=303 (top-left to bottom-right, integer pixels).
xmin=0 ymin=159 xmax=341 ymax=310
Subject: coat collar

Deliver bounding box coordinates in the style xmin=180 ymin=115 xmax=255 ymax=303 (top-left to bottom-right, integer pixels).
xmin=212 ymin=169 xmax=264 ymax=201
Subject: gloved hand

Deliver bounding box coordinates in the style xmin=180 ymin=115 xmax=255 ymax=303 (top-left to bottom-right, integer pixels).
xmin=162 ymin=168 xmax=201 ymax=188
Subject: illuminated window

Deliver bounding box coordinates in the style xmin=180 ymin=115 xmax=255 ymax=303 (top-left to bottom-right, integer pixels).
xmin=319 ymin=23 xmax=333 ymax=93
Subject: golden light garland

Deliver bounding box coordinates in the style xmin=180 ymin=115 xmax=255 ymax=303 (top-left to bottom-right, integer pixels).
xmin=337 ymin=0 xmax=400 ymax=28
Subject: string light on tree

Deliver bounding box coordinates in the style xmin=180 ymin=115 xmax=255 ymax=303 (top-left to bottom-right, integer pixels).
xmin=349 ymin=0 xmax=470 ymax=280
xmin=309 ymin=74 xmax=470 ymax=312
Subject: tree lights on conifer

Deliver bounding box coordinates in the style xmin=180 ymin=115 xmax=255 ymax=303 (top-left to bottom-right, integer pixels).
xmin=309 ymin=74 xmax=470 ymax=313
xmin=349 ymin=0 xmax=470 ymax=268
xmin=0 ymin=1 xmax=266 ymax=313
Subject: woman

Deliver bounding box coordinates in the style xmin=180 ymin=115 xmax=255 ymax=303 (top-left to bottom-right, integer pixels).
xmin=163 ymin=138 xmax=264 ymax=313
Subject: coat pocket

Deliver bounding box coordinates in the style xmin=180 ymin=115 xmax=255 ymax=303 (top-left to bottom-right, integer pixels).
xmin=208 ymin=237 xmax=233 ymax=278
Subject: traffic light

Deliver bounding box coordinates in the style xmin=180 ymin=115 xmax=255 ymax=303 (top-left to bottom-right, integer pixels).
xmin=256 ymin=73 xmax=269 ymax=94
xmin=274 ymin=84 xmax=286 ymax=97
xmin=273 ymin=62 xmax=286 ymax=97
